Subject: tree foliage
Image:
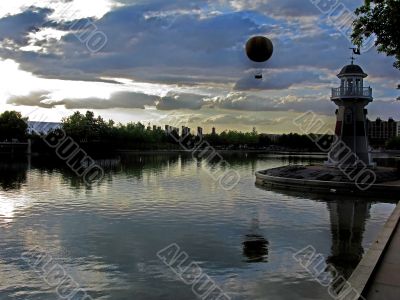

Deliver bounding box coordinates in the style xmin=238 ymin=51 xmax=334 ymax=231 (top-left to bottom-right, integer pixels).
xmin=58 ymin=111 xmax=334 ymax=151
xmin=0 ymin=111 xmax=28 ymax=141
xmin=62 ymin=111 xmax=114 ymax=141
xmin=352 ymin=0 xmax=400 ymax=70
xmin=205 ymin=130 xmax=259 ymax=147
xmin=386 ymin=136 xmax=400 ymax=149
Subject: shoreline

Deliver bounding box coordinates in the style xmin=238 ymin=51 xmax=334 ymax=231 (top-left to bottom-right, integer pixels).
xmin=1 ymin=149 xmax=400 ymax=158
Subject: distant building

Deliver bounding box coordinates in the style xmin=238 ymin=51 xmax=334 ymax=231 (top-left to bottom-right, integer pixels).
xmin=197 ymin=127 xmax=203 ymax=137
xmin=27 ymin=121 xmax=61 ymax=135
xmin=211 ymin=127 xmax=216 ymax=135
xmin=181 ymin=126 xmax=190 ymax=137
xmin=367 ymin=118 xmax=398 ymax=144
xmin=164 ymin=125 xmax=180 ymax=138
xmin=266 ymin=134 xmax=281 ymax=143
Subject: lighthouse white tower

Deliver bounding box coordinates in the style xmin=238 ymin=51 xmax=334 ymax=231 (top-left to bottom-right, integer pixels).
xmin=327 ymin=61 xmax=374 ymax=167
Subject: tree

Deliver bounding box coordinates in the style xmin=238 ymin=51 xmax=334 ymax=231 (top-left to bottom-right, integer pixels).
xmin=352 ymin=0 xmax=400 ymax=70
xmin=0 ymin=111 xmax=28 ymax=141
xmin=62 ymin=111 xmax=113 ymax=142
xmin=386 ymin=136 xmax=400 ymax=149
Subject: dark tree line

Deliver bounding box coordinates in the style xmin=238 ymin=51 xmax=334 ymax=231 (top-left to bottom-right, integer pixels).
xmin=58 ymin=111 xmax=333 ymax=151
xmin=386 ymin=137 xmax=400 ymax=150
xmin=0 ymin=110 xmax=335 ymax=152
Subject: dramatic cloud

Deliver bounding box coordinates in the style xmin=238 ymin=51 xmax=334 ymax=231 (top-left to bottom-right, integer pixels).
xmin=211 ymin=92 xmax=335 ymax=115
xmin=156 ymin=93 xmax=207 ymax=110
xmin=8 ymin=90 xmax=158 ymax=109
xmin=0 ymin=4 xmax=266 ymax=82
xmin=0 ymin=7 xmax=51 ymax=44
xmin=225 ymin=0 xmax=321 ymax=18
xmin=0 ymin=0 xmax=116 ymax=19
xmin=7 ymin=90 xmax=53 ymax=108
xmin=203 ymin=114 xmax=288 ymax=126
xmin=0 ymin=0 xmax=396 ymax=88
xmin=234 ymin=69 xmax=330 ymax=90
xmin=60 ymin=92 xmax=158 ymax=109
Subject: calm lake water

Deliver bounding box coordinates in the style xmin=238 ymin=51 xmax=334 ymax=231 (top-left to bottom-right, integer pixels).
xmin=0 ymin=153 xmax=397 ymax=300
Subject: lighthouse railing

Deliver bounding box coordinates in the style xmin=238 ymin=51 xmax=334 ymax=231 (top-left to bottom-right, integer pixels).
xmin=331 ymin=87 xmax=372 ymax=98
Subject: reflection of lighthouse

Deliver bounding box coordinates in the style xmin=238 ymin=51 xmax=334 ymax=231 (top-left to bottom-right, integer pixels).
xmin=326 ymin=200 xmax=370 ymax=278
xmin=327 ymin=61 xmax=374 ymax=167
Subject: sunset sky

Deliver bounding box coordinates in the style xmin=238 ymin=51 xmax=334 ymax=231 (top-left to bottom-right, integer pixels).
xmin=0 ymin=0 xmax=399 ymax=133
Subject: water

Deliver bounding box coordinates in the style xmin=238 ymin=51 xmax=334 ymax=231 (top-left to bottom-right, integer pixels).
xmin=0 ymin=153 xmax=397 ymax=300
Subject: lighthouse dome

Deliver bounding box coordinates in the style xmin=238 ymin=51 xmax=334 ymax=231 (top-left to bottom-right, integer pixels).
xmin=338 ymin=64 xmax=367 ymax=78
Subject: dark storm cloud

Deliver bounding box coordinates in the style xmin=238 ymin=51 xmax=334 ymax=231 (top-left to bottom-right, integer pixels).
xmin=65 ymin=6 xmax=263 ymax=69
xmin=156 ymin=93 xmax=206 ymax=110
xmin=0 ymin=0 xmax=390 ymax=88
xmin=117 ymin=0 xmax=334 ymax=18
xmin=234 ymin=69 xmax=329 ymax=90
xmin=7 ymin=91 xmax=54 ymax=108
xmin=212 ymin=93 xmax=335 ymax=115
xmin=0 ymin=7 xmax=52 ymax=44
xmin=0 ymin=4 xmax=269 ymax=83
xmin=8 ymin=91 xmax=158 ymax=109
xmin=224 ymin=0 xmax=321 ymax=17
xmin=60 ymin=92 xmax=158 ymax=109
xmin=203 ymin=114 xmax=286 ymax=126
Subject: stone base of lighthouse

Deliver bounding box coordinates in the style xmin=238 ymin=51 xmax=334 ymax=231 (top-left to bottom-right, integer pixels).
xmin=255 ymin=165 xmax=400 ymax=198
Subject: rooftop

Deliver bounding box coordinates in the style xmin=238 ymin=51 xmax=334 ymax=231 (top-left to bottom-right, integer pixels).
xmin=338 ymin=64 xmax=367 ymax=78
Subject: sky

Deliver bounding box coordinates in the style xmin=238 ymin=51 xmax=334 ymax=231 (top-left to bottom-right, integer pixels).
xmin=0 ymin=0 xmax=399 ymax=134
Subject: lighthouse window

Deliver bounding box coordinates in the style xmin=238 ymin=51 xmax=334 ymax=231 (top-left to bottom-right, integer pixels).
xmin=347 ymin=79 xmax=353 ymax=88
xmin=356 ymin=79 xmax=361 ymax=92
xmin=345 ymin=109 xmax=353 ymax=124
xmin=346 ymin=79 xmax=353 ymax=95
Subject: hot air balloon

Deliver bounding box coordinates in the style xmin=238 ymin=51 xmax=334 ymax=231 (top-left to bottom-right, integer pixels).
xmin=245 ymin=36 xmax=274 ymax=79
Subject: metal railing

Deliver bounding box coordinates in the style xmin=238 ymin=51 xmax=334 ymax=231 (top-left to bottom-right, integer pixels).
xmin=332 ymin=87 xmax=372 ymax=98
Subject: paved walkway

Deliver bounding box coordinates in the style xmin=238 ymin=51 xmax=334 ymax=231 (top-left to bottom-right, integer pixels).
xmin=343 ymin=202 xmax=400 ymax=300
xmin=364 ymin=211 xmax=400 ymax=299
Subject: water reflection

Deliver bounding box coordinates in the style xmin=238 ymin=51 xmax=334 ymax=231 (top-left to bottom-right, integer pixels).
xmin=0 ymin=153 xmax=182 ymax=189
xmin=327 ymin=200 xmax=370 ymax=278
xmin=0 ymin=193 xmax=32 ymax=225
xmin=117 ymin=153 xmax=180 ymax=177
xmin=0 ymin=158 xmax=28 ymax=190
xmin=0 ymin=153 xmax=397 ymax=300
xmin=242 ymin=218 xmax=269 ymax=263
xmin=254 ymin=185 xmax=394 ymax=280
xmin=0 ymin=153 xmax=327 ymax=191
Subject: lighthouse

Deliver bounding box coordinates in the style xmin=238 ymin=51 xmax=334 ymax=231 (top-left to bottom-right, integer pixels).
xmin=327 ymin=61 xmax=374 ymax=167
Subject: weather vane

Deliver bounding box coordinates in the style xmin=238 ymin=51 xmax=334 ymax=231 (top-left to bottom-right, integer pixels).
xmin=349 ymin=46 xmax=361 ymax=64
